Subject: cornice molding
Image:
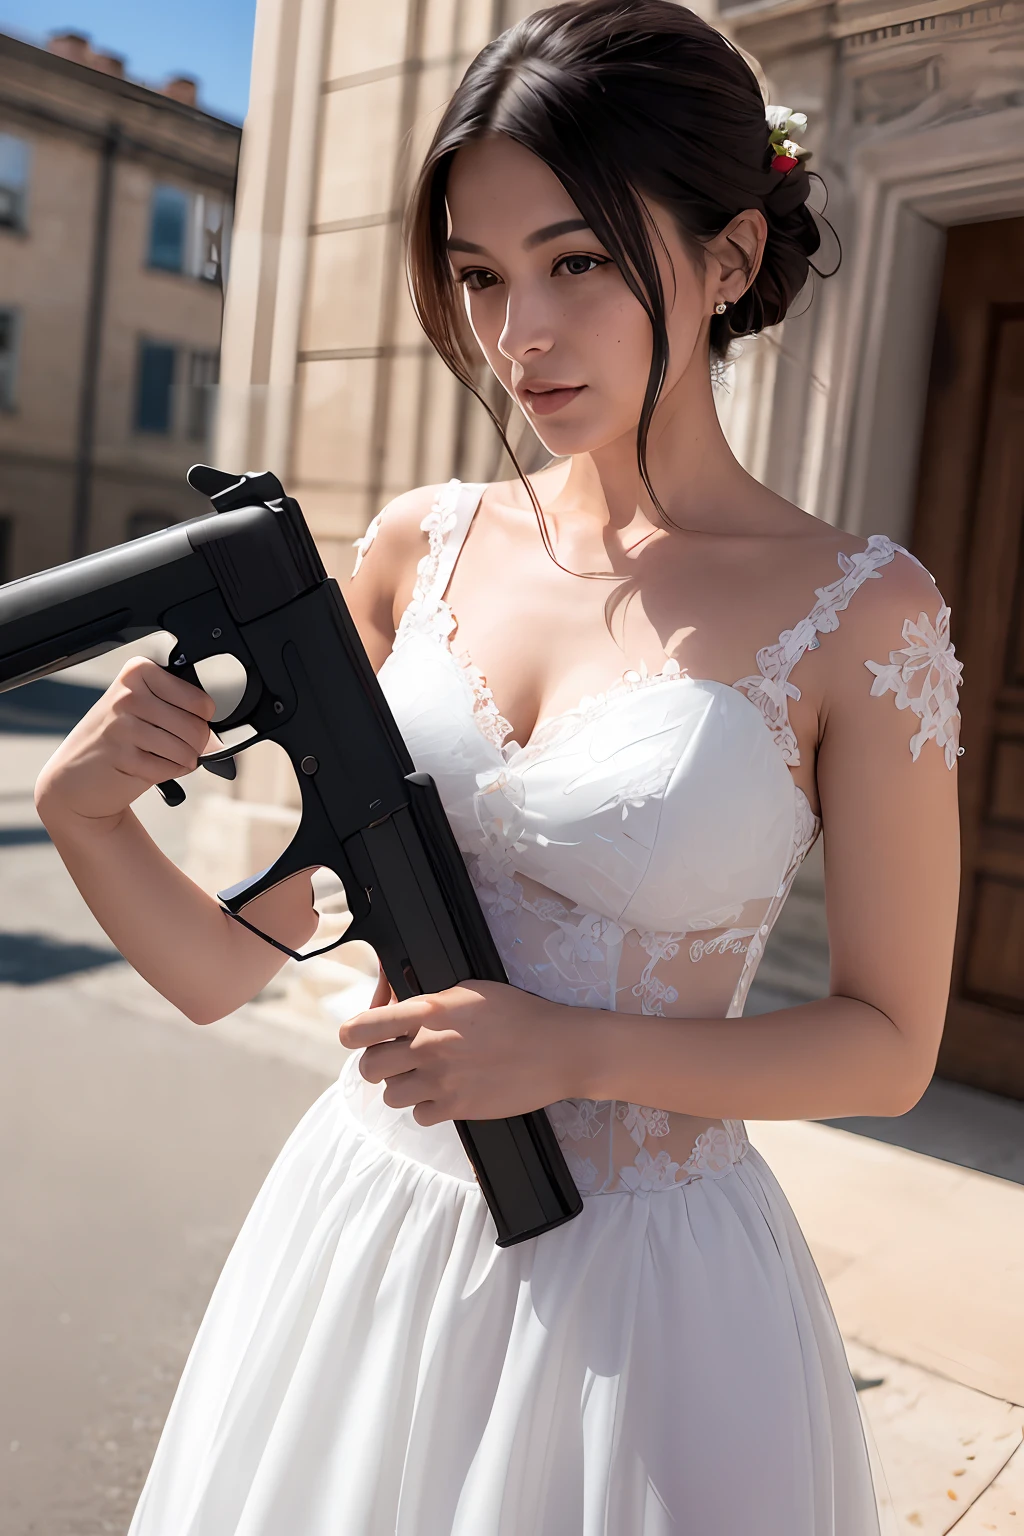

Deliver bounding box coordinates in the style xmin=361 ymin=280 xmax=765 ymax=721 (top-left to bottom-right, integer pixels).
xmin=0 ymin=30 xmax=241 ymax=135
xmin=835 ymin=0 xmax=1022 ymax=41
xmin=718 ymin=0 xmax=1023 ymax=47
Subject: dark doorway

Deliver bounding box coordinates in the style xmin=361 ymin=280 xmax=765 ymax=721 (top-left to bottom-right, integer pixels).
xmin=912 ymin=215 xmax=1024 ymax=1098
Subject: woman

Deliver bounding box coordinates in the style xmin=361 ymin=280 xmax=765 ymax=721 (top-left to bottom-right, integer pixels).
xmin=36 ymin=2 xmax=962 ymax=1530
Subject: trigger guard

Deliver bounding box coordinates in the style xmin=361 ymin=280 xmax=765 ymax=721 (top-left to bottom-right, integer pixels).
xmin=162 ymin=634 xmax=262 ymax=732
xmin=205 ymin=665 xmax=262 ymax=730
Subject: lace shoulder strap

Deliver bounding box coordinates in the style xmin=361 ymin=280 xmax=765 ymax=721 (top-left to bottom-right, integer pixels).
xmin=734 ymin=534 xmax=913 ymax=767
xmin=425 ymin=480 xmax=487 ymax=607
xmin=384 ymin=479 xmax=486 ymax=645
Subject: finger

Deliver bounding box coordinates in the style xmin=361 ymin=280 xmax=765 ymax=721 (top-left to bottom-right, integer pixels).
xmin=381 ymin=1073 xmax=427 ymax=1111
xmin=120 ymin=688 xmax=216 ymax=756
xmin=107 ymin=745 xmax=197 ymax=790
xmin=127 ymin=717 xmax=205 ymax=772
xmin=339 ymin=998 xmax=428 ymax=1049
xmin=412 ymin=1102 xmax=444 ymax=1127
xmin=358 ymin=1038 xmax=415 ymax=1084
xmin=129 ymin=658 xmax=218 ymax=721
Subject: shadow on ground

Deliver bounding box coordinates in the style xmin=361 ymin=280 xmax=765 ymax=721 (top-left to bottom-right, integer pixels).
xmin=0 ymin=932 xmax=123 ymax=985
xmin=826 ymin=1077 xmax=1024 ymax=1188
xmin=0 ymin=827 xmax=51 ymax=846
xmin=0 ymin=678 xmax=104 ymax=734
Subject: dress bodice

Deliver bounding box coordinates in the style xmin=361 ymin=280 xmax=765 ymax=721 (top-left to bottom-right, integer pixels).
xmin=342 ymin=480 xmax=918 ymax=1197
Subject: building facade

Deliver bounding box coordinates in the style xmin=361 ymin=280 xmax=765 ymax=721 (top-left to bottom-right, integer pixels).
xmin=0 ymin=30 xmax=241 ymax=580
xmin=717 ymin=0 xmax=1024 ymax=1095
xmin=208 ymin=0 xmax=1023 ymax=1094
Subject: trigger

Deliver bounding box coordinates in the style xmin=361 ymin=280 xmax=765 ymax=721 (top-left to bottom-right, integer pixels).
xmin=166 ymin=650 xmax=202 ymax=688
xmin=202 ymin=756 xmax=237 ymax=781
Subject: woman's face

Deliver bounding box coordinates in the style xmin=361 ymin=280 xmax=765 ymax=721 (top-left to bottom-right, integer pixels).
xmin=444 ymin=133 xmax=714 ymax=459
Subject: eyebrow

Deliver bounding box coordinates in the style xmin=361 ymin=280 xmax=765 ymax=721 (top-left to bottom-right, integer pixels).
xmin=446 ymin=218 xmax=593 ymax=256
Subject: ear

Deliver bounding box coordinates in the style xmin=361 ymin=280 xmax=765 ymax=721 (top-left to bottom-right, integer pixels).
xmin=705 ymin=209 xmax=768 ymax=308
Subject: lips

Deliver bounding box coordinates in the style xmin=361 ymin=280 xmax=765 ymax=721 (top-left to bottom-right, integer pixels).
xmin=518 ymin=383 xmax=585 ymax=417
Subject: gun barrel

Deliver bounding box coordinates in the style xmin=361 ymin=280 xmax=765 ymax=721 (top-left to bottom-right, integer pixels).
xmin=0 ymin=523 xmax=210 ymax=692
xmin=0 ymin=494 xmax=326 ymax=695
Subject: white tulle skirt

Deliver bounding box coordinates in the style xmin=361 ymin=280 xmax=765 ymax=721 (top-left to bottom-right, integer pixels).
xmin=128 ymin=1054 xmax=881 ymax=1535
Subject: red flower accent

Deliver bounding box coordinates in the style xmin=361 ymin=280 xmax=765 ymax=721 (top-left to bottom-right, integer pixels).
xmin=771 ymin=153 xmax=799 ymax=173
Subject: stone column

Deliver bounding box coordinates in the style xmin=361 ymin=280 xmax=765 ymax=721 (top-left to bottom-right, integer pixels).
xmin=188 ymin=0 xmax=543 ymax=1016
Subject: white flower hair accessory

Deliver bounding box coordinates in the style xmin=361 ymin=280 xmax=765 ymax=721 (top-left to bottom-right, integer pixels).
xmin=765 ymin=105 xmax=810 ymax=173
xmin=865 ymin=605 xmax=964 ymax=769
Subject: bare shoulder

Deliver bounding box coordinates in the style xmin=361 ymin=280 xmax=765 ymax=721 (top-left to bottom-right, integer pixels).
xmin=818 ymin=529 xmax=947 ymax=659
xmin=350 ymin=483 xmax=450 ymax=581
xmin=755 ymin=501 xmax=947 ymax=653
xmin=344 ymin=483 xmax=451 ymax=666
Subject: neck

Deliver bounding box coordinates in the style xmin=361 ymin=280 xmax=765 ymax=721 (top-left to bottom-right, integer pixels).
xmin=549 ymin=347 xmax=756 ymax=543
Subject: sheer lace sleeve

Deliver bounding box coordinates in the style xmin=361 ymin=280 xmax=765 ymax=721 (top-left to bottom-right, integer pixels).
xmin=864 ymin=602 xmax=963 ymax=769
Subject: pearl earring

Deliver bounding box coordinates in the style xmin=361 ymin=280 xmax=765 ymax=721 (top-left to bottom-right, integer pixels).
xmin=714 ymin=301 xmax=728 ymax=315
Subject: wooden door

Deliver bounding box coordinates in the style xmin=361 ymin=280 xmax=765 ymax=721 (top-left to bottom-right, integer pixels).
xmin=912 ymin=216 xmax=1024 ymax=1098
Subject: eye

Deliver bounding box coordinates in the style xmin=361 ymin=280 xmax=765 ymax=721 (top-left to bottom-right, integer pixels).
xmin=458 ymin=268 xmax=502 ymax=292
xmin=553 ymin=253 xmax=609 ymax=278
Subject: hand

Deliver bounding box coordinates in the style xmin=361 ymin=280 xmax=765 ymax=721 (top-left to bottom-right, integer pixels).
xmin=338 ymin=979 xmax=575 ymax=1126
xmin=35 ymin=657 xmax=217 ymax=829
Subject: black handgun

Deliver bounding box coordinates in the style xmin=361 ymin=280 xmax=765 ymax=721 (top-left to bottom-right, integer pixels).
xmin=0 ymin=464 xmax=583 ymax=1247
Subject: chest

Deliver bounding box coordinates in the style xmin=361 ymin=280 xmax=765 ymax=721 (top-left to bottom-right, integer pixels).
xmin=440 ymin=540 xmax=829 ymax=796
xmin=377 ymin=627 xmax=805 ymax=934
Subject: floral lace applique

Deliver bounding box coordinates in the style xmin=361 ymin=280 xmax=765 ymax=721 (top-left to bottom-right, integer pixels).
xmin=617 ymin=1102 xmax=672 ymax=1145
xmin=865 ymin=604 xmax=963 ymax=769
xmin=689 ymin=929 xmax=755 ymax=962
xmin=633 ymin=931 xmax=682 ymax=1014
xmin=734 ymin=535 xmax=902 ymax=766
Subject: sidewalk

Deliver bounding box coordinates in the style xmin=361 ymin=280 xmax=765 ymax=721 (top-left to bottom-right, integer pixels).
xmin=749 ymin=1117 xmax=1024 ymax=1533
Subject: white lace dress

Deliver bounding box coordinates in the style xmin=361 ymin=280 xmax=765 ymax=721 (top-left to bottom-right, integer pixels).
xmin=128 ymin=481 xmax=961 ymax=1536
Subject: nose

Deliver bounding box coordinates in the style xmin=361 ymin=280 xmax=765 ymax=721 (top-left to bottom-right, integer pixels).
xmin=497 ymin=285 xmax=555 ymax=365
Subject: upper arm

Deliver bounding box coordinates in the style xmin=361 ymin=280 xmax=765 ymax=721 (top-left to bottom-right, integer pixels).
xmin=342 ymin=484 xmax=445 ymax=672
xmin=815 ymin=551 xmax=963 ymax=1099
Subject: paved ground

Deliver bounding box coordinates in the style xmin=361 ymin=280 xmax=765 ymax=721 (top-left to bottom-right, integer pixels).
xmin=2 ymin=649 xmax=1023 ymax=1533
xmin=0 ymin=668 xmax=336 ymax=1535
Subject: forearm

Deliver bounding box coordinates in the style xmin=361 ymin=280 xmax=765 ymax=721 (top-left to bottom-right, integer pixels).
xmin=37 ymin=802 xmax=296 ymax=1024
xmin=573 ymin=995 xmax=929 ymax=1121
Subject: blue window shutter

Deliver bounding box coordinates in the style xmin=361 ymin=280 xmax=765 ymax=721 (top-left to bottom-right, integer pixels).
xmin=148 ymin=185 xmax=189 ymax=272
xmin=135 ymin=343 xmax=176 ymax=433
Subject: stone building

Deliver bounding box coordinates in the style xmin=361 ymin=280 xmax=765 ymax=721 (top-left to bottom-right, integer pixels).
xmin=209 ymin=0 xmax=1023 ymax=1095
xmin=0 ymin=30 xmax=240 ymax=580
xmin=716 ymin=0 xmax=1024 ymax=1095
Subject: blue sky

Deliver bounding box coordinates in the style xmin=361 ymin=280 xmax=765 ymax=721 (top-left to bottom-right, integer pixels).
xmin=0 ymin=0 xmax=257 ymax=122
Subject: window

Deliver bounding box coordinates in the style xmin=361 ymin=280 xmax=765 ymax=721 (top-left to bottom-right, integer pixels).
xmin=187 ymin=350 xmax=218 ymax=441
xmin=147 ymin=184 xmax=189 ymax=272
xmin=135 ymin=341 xmax=176 ymax=433
xmin=0 ymin=515 xmax=11 ymax=582
xmin=147 ymin=184 xmax=232 ymax=284
xmin=0 ymin=133 xmax=30 ymax=231
xmin=127 ymin=511 xmax=176 ymax=540
xmin=0 ymin=308 xmax=21 ymax=410
xmin=133 ymin=341 xmax=220 ymax=439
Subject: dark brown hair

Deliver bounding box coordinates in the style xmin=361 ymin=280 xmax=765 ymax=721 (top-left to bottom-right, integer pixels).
xmin=405 ymin=0 xmax=829 ymax=549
